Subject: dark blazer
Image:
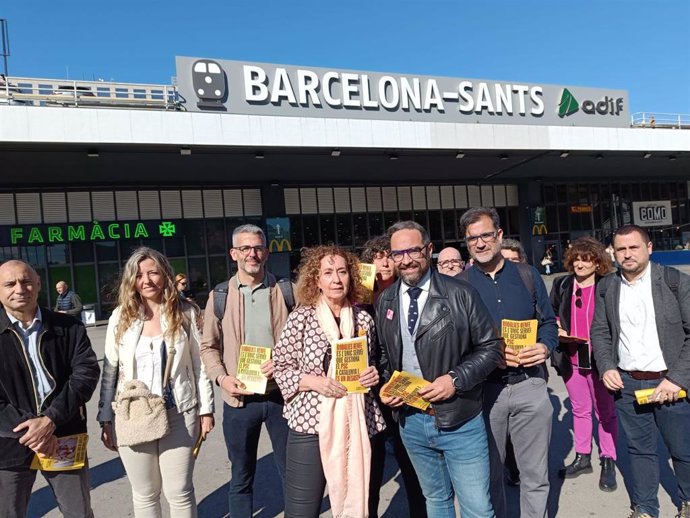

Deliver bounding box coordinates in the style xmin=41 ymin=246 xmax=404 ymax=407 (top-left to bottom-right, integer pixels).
xmin=375 ymin=269 xmax=503 ymax=429
xmin=590 ymin=263 xmax=690 ymax=390
xmin=0 ymin=308 xmax=100 ymax=468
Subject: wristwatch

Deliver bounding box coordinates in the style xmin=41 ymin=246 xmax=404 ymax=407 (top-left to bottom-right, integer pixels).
xmin=448 ymin=370 xmax=462 ymax=392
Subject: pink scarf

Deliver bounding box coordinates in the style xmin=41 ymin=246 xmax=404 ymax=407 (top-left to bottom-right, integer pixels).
xmin=316 ymin=296 xmax=371 ymax=518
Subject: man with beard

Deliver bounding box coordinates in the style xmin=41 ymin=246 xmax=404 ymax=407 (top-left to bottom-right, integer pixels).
xmin=376 ymin=220 xmax=502 ymax=518
xmin=591 ymin=225 xmax=690 ymax=518
xmin=458 ymin=207 xmax=557 ymax=518
xmin=200 ymin=224 xmax=293 ymax=518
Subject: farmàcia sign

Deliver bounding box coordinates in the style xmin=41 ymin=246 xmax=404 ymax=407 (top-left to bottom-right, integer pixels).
xmin=176 ymin=56 xmax=629 ymax=128
xmin=6 ymin=220 xmax=177 ymax=246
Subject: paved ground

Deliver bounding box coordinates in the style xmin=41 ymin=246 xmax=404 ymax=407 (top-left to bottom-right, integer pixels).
xmin=28 ymin=268 xmax=690 ymax=517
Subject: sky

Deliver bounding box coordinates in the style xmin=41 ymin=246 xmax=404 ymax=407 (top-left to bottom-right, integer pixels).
xmin=2 ymin=0 xmax=689 ymax=114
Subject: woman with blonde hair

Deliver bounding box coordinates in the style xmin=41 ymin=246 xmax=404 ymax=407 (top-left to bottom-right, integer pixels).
xmin=97 ymin=247 xmax=214 ymax=518
xmin=274 ymin=245 xmax=386 ymax=518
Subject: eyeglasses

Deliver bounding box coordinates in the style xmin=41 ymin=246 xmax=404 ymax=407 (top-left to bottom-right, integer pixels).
xmin=232 ymin=245 xmax=266 ymax=255
xmin=465 ymin=231 xmax=498 ymax=246
xmin=574 ymin=288 xmax=582 ymax=308
xmin=389 ymin=245 xmax=429 ymax=263
xmin=438 ymin=259 xmax=462 ymax=268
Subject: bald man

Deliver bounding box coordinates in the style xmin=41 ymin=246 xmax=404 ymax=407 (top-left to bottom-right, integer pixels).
xmin=0 ymin=260 xmax=99 ymax=518
xmin=54 ymin=281 xmax=83 ymax=320
xmin=437 ymin=247 xmax=464 ymax=276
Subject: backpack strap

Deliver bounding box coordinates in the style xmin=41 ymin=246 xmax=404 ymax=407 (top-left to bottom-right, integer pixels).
xmin=277 ymin=278 xmax=295 ymax=312
xmin=212 ymin=281 xmax=230 ymax=358
xmin=515 ymin=263 xmax=541 ymax=320
xmin=663 ymin=266 xmax=681 ymax=305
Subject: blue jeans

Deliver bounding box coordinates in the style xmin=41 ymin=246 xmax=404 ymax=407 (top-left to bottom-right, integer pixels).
xmin=222 ymin=394 xmax=289 ymax=518
xmin=615 ymin=372 xmax=690 ymax=517
xmin=399 ymin=410 xmax=495 ymax=518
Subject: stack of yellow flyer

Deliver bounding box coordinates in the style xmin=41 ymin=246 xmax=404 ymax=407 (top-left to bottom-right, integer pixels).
xmin=358 ymin=263 xmax=376 ymax=305
xmin=334 ymin=336 xmax=369 ymax=394
xmin=236 ymin=344 xmax=272 ymax=394
xmin=635 ymin=388 xmax=687 ymax=405
xmin=31 ymin=433 xmax=88 ymax=471
xmin=501 ymin=319 xmax=538 ymax=352
xmin=380 ymin=370 xmax=431 ymax=411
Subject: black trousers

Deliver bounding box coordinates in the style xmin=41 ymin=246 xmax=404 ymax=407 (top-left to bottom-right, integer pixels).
xmin=284 ymin=430 xmax=326 ymax=518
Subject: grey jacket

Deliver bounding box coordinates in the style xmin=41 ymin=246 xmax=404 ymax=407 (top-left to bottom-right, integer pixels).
xmin=590 ymin=263 xmax=690 ymax=390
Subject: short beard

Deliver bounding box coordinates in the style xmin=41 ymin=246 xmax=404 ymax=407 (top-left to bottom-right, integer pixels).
xmin=398 ymin=264 xmax=428 ymax=286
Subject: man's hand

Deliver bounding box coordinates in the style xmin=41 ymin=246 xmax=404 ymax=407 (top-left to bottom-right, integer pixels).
xmin=417 ymin=374 xmax=455 ymax=403
xmin=602 ymin=369 xmax=624 ymax=391
xmin=219 ymin=375 xmax=253 ymax=396
xmin=35 ymin=435 xmax=59 ymax=457
xmin=504 ymin=346 xmax=520 ymax=368
xmin=652 ymin=378 xmax=683 ymax=403
xmin=13 ymin=416 xmax=55 ymax=450
xmin=260 ymin=359 xmax=274 ymax=380
xmin=517 ymin=343 xmax=549 ymax=367
xmin=379 ymin=394 xmax=405 ymax=408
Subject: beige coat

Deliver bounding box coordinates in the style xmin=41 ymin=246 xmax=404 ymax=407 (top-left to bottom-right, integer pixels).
xmin=200 ymin=272 xmax=290 ymax=408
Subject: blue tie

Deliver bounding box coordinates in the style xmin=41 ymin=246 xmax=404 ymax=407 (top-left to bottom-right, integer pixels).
xmin=407 ymin=287 xmax=422 ymax=335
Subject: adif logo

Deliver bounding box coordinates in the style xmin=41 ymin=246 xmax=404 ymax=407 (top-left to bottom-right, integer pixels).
xmin=558 ymin=88 xmax=624 ymax=118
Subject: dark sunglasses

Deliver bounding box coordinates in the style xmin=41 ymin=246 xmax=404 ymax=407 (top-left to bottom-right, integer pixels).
xmin=575 ymin=288 xmax=583 ymax=308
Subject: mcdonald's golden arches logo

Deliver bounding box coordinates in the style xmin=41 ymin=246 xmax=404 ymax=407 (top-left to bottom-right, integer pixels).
xmin=269 ymin=238 xmax=292 ymax=252
xmin=532 ymin=224 xmax=548 ymax=235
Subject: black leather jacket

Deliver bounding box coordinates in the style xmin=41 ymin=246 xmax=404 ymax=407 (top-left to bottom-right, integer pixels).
xmin=375 ymin=270 xmax=503 ymax=429
xmin=0 ymin=308 xmax=100 ymax=468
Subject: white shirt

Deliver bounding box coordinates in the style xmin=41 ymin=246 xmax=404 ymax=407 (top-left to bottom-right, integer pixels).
xmin=135 ymin=334 xmax=165 ymax=396
xmin=399 ymin=269 xmax=432 ymax=334
xmin=617 ymin=263 xmax=667 ymax=372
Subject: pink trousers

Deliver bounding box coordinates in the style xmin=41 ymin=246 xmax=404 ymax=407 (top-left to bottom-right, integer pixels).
xmin=564 ymin=364 xmax=618 ymax=459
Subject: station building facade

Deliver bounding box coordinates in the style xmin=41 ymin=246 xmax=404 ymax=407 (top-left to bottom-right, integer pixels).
xmin=0 ymin=57 xmax=688 ymax=315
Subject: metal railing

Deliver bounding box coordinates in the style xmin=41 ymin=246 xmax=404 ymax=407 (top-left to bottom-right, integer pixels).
xmin=631 ymin=112 xmax=690 ymax=129
xmin=0 ymin=76 xmax=181 ymax=110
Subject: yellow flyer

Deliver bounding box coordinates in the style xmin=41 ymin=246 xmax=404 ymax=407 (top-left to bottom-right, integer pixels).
xmin=501 ymin=319 xmax=538 ymax=352
xmin=358 ymin=263 xmax=376 ymax=304
xmin=334 ymin=336 xmax=369 ymax=393
xmin=236 ymin=344 xmax=272 ymax=395
xmin=635 ymin=388 xmax=688 ymax=405
xmin=380 ymin=370 xmax=431 ymax=411
xmin=30 ymin=433 xmax=88 ymax=471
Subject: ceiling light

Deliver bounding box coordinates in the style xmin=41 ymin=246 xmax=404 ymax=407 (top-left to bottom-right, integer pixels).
xmin=255 ymin=152 xmax=264 ymax=159
xmin=455 ymin=151 xmax=465 ymax=159
xmin=499 ymin=153 xmax=509 ymax=160
xmin=180 ymin=147 xmax=192 ymax=156
xmin=595 ymin=154 xmax=604 ymax=160
xmin=331 ymin=149 xmax=341 ymax=157
xmin=389 ymin=153 xmax=399 ymax=160
xmin=87 ymin=149 xmax=99 ymax=158
xmin=643 ymin=152 xmax=652 ymax=159
xmin=669 ymin=155 xmax=677 ymax=161
xmin=560 ymin=151 xmax=569 ymax=158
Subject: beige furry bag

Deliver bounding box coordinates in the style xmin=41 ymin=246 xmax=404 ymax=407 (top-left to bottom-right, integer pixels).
xmin=113 ymin=380 xmax=170 ymax=447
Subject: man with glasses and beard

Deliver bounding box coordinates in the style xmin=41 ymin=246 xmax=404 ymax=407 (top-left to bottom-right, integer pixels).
xmin=200 ymin=224 xmax=293 ymax=518
xmin=376 ymin=220 xmax=503 ymax=518
xmin=457 ymin=208 xmax=557 ymax=518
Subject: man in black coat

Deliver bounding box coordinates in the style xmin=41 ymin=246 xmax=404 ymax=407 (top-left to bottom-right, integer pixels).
xmin=0 ymin=260 xmax=100 ymax=518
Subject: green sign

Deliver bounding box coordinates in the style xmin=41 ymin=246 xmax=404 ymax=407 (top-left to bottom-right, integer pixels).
xmin=6 ymin=220 xmax=177 ymax=246
xmin=558 ymin=88 xmax=579 ymax=118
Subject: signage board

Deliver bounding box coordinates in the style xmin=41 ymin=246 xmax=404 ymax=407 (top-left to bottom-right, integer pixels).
xmin=571 ymin=205 xmax=593 ymax=214
xmin=3 ymin=220 xmax=178 ymax=247
xmin=632 ymin=201 xmax=672 ymax=227
xmin=266 ymin=217 xmax=291 ymax=252
xmin=176 ymin=57 xmax=629 ymax=128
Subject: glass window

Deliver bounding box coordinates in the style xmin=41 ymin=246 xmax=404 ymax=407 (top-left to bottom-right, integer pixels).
xmin=289 ymin=216 xmax=303 ymax=250
xmin=47 ymin=244 xmax=69 ymax=265
xmin=49 ymin=266 xmax=71 ymax=300
xmin=143 ymin=238 xmax=164 ymax=253
xmin=353 ymin=214 xmax=368 ymax=247
xmin=443 ymin=210 xmax=456 ymax=241
xmin=206 ymin=219 xmax=226 ymax=254
xmin=209 ymin=256 xmax=229 ymax=288
xmin=413 ymin=211 xmax=428 ymax=234
xmin=188 ymin=257 xmax=209 ymax=308
xmin=98 ymin=263 xmax=121 ymax=316
xmin=302 ymin=215 xmax=320 ymax=247
xmin=71 ymin=242 xmax=94 ymax=263
xmin=169 ymin=258 xmax=187 ymax=277
xmin=428 ymin=211 xmax=442 ymax=242
xmin=336 ymin=214 xmax=353 ymax=247
xmin=368 ymin=213 xmax=384 ymax=239
xmin=119 ymin=239 xmax=142 ymax=261
xmin=184 ymin=221 xmax=206 ymax=255
xmin=73 ymin=264 xmax=97 ymax=304
xmin=384 ymin=213 xmax=399 ymax=231
xmin=319 ymin=214 xmax=336 ymax=245
xmin=35 ymin=267 xmax=49 ymax=308
xmin=506 ymin=207 xmax=519 ymax=236
xmin=95 ymin=241 xmax=118 ymax=262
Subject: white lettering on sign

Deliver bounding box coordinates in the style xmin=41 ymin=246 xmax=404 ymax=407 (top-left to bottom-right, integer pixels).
xmin=241 ymin=65 xmax=545 ymax=116
xmin=632 ymin=201 xmax=673 ymax=227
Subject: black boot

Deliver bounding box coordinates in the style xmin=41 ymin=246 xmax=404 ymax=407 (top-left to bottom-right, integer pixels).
xmin=599 ymin=456 xmax=617 ymax=492
xmin=558 ymin=453 xmax=593 ymax=479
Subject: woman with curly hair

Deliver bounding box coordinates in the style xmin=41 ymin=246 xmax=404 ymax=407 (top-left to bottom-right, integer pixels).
xmin=97 ymin=247 xmax=214 ymax=518
xmin=550 ymin=237 xmax=618 ymax=492
xmin=273 ymin=245 xmax=386 ymax=518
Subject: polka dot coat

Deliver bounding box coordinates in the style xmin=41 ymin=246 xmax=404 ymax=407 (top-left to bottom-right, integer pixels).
xmin=273 ymin=305 xmax=386 ymax=436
